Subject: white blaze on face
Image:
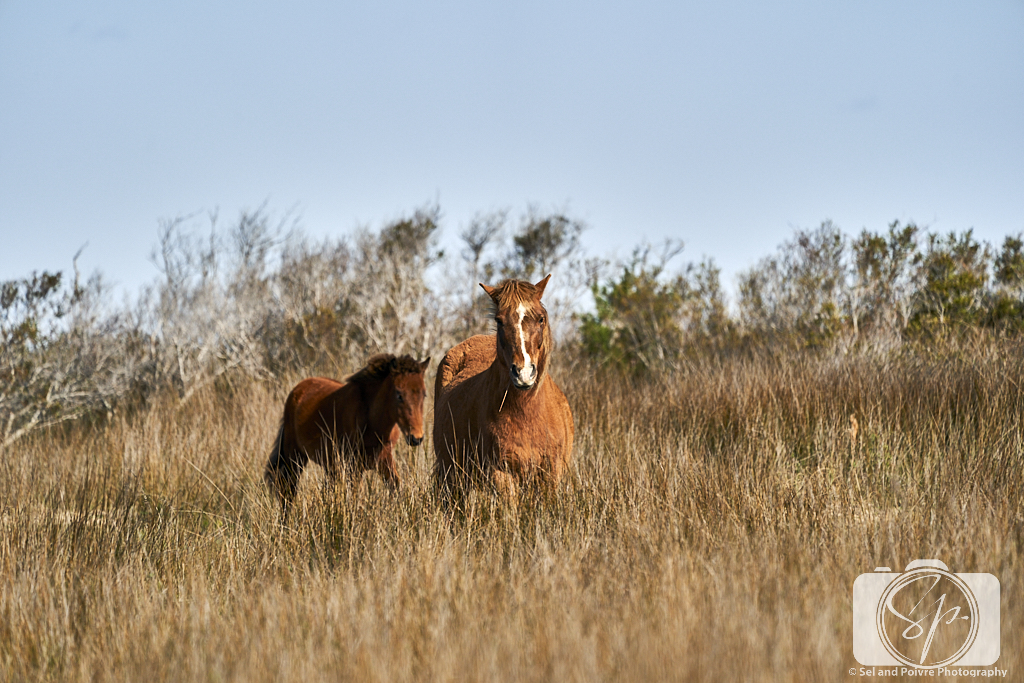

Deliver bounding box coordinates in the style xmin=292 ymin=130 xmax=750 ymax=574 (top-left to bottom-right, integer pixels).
xmin=515 ymin=302 xmax=536 ymax=384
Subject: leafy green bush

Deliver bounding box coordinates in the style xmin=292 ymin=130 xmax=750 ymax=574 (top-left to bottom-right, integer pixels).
xmin=987 ymin=234 xmax=1024 ymax=330
xmin=578 ymin=243 xmax=730 ymax=373
xmin=908 ymin=230 xmax=990 ymax=333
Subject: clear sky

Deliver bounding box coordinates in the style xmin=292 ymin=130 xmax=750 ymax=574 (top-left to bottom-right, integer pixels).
xmin=2 ymin=1 xmax=1023 ymax=296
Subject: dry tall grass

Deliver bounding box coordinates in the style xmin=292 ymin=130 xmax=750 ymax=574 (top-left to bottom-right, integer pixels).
xmin=1 ymin=337 xmax=1021 ymax=682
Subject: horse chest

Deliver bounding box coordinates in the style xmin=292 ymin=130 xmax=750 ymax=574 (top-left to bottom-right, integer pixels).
xmin=488 ymin=402 xmax=561 ymax=466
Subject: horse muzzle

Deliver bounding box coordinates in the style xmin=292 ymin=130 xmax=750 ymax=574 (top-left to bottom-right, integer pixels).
xmin=405 ymin=434 xmax=423 ymax=447
xmin=509 ymin=364 xmax=537 ymax=390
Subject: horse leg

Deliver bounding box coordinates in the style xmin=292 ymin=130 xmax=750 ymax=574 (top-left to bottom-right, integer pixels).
xmin=491 ymin=469 xmax=518 ymax=499
xmin=348 ymin=467 xmax=365 ymax=493
xmin=332 ymin=455 xmax=364 ymax=494
xmin=432 ymin=450 xmax=458 ymax=497
xmin=264 ymin=424 xmax=308 ymax=518
xmin=319 ymin=459 xmax=359 ymax=505
xmin=375 ymin=448 xmax=402 ymax=493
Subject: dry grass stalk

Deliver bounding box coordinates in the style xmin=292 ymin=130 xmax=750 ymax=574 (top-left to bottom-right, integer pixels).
xmin=1 ymin=339 xmax=1021 ymax=681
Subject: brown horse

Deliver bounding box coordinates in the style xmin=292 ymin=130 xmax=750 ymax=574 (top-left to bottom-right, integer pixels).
xmin=264 ymin=354 xmax=429 ymax=513
xmin=433 ymin=275 xmax=574 ymax=496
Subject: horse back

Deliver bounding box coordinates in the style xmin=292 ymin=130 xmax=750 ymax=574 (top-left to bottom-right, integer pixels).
xmin=433 ymin=335 xmax=497 ymax=475
xmin=287 ymin=377 xmax=364 ymax=454
xmin=435 ymin=334 xmax=497 ymax=398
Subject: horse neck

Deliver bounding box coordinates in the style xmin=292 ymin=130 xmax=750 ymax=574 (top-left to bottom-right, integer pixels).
xmin=362 ymin=375 xmax=397 ymax=436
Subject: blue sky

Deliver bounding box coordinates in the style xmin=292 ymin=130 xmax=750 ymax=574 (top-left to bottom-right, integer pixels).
xmin=1 ymin=1 xmax=1023 ymax=296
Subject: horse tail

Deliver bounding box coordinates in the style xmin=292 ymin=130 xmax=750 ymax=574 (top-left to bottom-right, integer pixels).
xmin=264 ymin=390 xmax=307 ymax=515
xmin=265 ymin=421 xmax=286 ymax=478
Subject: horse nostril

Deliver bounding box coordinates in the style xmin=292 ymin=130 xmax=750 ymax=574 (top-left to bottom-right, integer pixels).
xmin=509 ymin=365 xmax=536 ymax=389
xmin=406 ymin=435 xmax=423 ymax=447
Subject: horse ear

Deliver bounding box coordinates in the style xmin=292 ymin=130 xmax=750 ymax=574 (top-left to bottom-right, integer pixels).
xmin=533 ymin=274 xmax=552 ymax=299
xmin=419 ymin=357 xmax=431 ymax=371
xmin=480 ymin=283 xmax=497 ymax=300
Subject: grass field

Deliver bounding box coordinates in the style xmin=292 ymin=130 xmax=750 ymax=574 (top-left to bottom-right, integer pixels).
xmin=1 ymin=337 xmax=1021 ymax=682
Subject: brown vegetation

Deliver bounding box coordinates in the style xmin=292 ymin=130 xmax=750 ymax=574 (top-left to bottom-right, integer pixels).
xmin=1 ymin=333 xmax=1021 ymax=681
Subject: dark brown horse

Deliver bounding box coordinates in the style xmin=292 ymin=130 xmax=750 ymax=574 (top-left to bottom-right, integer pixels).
xmin=264 ymin=354 xmax=429 ymax=513
xmin=433 ymin=275 xmax=574 ymax=496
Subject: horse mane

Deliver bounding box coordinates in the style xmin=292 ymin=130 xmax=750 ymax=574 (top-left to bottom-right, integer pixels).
xmin=487 ymin=279 xmax=546 ymax=312
xmin=347 ymin=353 xmax=423 ymax=385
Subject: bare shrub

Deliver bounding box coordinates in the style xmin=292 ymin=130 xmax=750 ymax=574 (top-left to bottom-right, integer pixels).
xmin=496 ymin=208 xmax=598 ymax=341
xmin=145 ymin=208 xmax=291 ymax=401
xmin=738 ymin=221 xmax=848 ymax=346
xmin=498 ymin=207 xmax=585 ymax=282
xmin=0 ymin=265 xmax=143 ymax=447
xmin=141 ymin=204 xmax=462 ymax=390
xmin=849 ymin=220 xmax=919 ymax=339
xmin=340 ymin=205 xmax=455 ymax=360
xmin=457 ymin=210 xmax=508 ymax=334
xmin=268 ymin=233 xmax=353 ymax=369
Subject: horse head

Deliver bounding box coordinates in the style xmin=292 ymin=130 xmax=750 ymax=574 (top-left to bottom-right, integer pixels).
xmin=481 ymin=274 xmax=552 ymax=391
xmin=390 ymin=356 xmax=430 ymax=446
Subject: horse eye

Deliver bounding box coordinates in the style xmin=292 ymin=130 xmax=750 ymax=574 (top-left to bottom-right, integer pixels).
xmin=396 ymin=391 xmax=404 ymax=403
xmin=538 ymin=316 xmax=545 ymax=325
